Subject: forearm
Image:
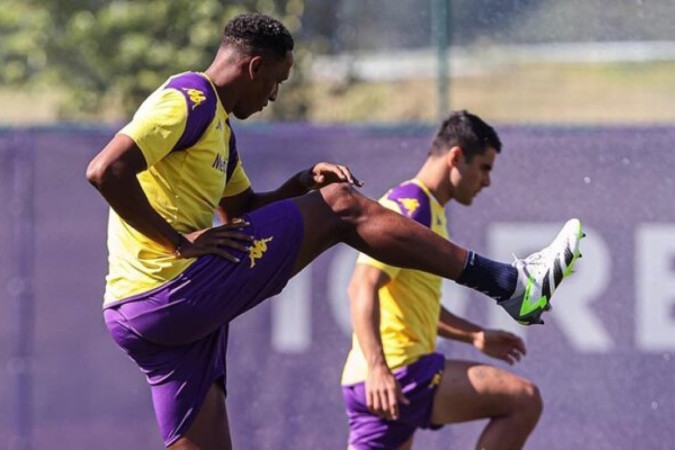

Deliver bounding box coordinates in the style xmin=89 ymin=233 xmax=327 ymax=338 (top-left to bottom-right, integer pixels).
xmin=248 ymin=169 xmax=311 ymax=210
xmin=93 ymin=172 xmax=180 ymax=252
xmin=437 ymin=306 xmax=484 ymax=344
xmin=351 ymin=287 xmax=388 ymax=369
xmin=87 ymin=135 xmax=182 ymax=252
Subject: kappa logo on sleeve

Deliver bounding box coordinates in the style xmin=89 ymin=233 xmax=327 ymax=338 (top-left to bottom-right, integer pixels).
xmin=398 ymin=198 xmax=420 ymax=217
xmin=181 ymin=88 xmax=207 ymax=110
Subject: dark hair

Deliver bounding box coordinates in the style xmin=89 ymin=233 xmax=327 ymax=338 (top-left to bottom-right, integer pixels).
xmin=221 ymin=13 xmax=294 ymax=60
xmin=429 ymin=110 xmax=501 ymax=161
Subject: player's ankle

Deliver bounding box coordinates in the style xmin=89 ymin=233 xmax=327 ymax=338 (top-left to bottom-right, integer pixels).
xmin=456 ymin=251 xmax=518 ymax=301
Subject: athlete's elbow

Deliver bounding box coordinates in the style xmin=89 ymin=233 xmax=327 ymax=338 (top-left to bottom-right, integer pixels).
xmin=85 ymin=158 xmax=109 ymax=190
xmin=85 ymin=160 xmax=103 ymax=188
xmin=86 ymin=158 xmax=125 ymax=192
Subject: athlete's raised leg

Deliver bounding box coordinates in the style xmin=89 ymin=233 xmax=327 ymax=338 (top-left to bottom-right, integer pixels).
xmin=291 ymin=183 xmax=583 ymax=325
xmin=430 ymin=360 xmax=542 ymax=450
xmin=291 ymin=184 xmax=467 ymax=278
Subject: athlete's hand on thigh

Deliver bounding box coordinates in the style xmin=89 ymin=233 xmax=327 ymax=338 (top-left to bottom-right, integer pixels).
xmin=178 ymin=221 xmax=254 ymax=262
xmin=299 ymin=162 xmax=364 ymax=189
xmin=365 ymin=364 xmax=409 ymax=421
xmin=473 ymin=329 xmax=527 ymax=365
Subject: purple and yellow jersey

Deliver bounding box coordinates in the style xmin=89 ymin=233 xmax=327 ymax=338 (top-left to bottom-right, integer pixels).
xmin=341 ymin=179 xmax=449 ymax=385
xmin=104 ymin=72 xmax=251 ymax=305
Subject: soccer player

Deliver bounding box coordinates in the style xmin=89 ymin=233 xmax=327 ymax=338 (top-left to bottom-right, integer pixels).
xmin=86 ymin=14 xmax=582 ymax=450
xmin=341 ymin=111 xmax=576 ymax=450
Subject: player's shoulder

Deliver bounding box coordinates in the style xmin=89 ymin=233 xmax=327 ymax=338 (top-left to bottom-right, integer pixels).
xmin=155 ymin=72 xmax=221 ymax=151
xmin=384 ymin=179 xmax=433 ymax=226
xmin=162 ymin=72 xmax=217 ymax=113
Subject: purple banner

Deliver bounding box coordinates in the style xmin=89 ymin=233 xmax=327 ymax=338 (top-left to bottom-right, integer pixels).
xmin=0 ymin=124 xmax=673 ymax=449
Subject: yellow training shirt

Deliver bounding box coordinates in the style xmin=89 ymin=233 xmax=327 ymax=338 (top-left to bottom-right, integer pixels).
xmin=104 ymin=72 xmax=251 ymax=305
xmin=341 ymin=179 xmax=449 ymax=385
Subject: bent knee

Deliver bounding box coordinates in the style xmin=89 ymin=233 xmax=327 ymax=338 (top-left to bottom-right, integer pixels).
xmin=518 ymin=381 xmax=543 ymax=421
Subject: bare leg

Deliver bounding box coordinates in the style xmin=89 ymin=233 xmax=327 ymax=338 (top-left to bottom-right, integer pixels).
xmin=398 ymin=435 xmax=414 ymax=450
xmin=430 ymin=361 xmax=542 ymax=450
xmin=291 ymin=184 xmax=467 ymax=278
xmin=169 ymin=383 xmax=232 ymax=450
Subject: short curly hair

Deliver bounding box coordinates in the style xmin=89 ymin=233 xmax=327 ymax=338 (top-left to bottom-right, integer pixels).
xmin=222 ymin=13 xmax=294 ymax=60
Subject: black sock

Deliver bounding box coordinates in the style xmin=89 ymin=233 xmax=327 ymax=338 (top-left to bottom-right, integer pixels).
xmin=456 ymin=251 xmax=518 ymax=302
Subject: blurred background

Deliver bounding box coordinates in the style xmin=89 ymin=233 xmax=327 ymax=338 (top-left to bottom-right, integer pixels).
xmin=1 ymin=0 xmax=674 ymax=449
xmin=3 ymin=0 xmax=675 ymax=125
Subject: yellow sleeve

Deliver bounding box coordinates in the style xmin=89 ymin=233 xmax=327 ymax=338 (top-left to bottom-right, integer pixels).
xmin=355 ymin=197 xmax=402 ymax=279
xmin=118 ymin=89 xmax=187 ymax=168
xmin=222 ymin=158 xmax=251 ymax=197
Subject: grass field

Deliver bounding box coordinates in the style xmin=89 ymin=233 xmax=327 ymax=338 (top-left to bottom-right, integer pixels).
xmin=3 ymin=61 xmax=675 ymax=126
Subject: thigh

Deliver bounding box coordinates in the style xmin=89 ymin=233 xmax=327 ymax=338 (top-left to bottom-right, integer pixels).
xmin=430 ymin=360 xmax=536 ymax=425
xmin=291 ymin=183 xmax=388 ymax=275
xmin=105 ymin=310 xmax=230 ymax=447
xmin=169 ymin=383 xmax=232 ymax=450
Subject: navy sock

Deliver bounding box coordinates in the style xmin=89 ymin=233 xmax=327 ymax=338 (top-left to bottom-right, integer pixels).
xmin=456 ymin=251 xmax=518 ymax=302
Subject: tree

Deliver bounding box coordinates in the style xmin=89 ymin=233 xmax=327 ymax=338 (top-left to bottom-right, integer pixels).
xmin=0 ymin=0 xmax=308 ymax=121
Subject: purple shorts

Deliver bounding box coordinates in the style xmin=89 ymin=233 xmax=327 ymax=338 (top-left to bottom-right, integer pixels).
xmin=103 ymin=200 xmax=304 ymax=446
xmin=342 ymin=353 xmax=446 ymax=450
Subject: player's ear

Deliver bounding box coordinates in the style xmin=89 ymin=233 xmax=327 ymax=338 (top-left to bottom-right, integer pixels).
xmin=447 ymin=146 xmax=463 ymax=167
xmin=248 ymin=56 xmax=264 ymax=79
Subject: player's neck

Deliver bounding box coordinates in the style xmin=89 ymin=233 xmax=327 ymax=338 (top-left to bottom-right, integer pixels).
xmin=204 ymin=70 xmax=240 ymax=113
xmin=204 ymin=51 xmax=247 ymax=114
xmin=415 ymin=159 xmax=453 ymax=206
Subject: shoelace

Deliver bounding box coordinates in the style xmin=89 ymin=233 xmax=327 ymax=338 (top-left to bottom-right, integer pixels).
xmin=523 ymin=251 xmax=547 ymax=266
xmin=513 ymin=249 xmax=549 ymax=275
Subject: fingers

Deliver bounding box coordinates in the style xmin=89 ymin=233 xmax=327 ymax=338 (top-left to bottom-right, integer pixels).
xmin=512 ymin=342 xmax=526 ymax=361
xmin=181 ymin=244 xmax=243 ymax=263
xmin=213 ymin=222 xmax=255 ymax=240
xmin=334 ymin=164 xmax=363 ymax=187
xmin=504 ymin=347 xmax=523 ymax=365
xmin=319 ymin=163 xmax=352 ymax=184
xmin=366 ymin=380 xmax=407 ymax=421
xmin=210 ymin=248 xmax=242 ymax=264
xmin=217 ymin=219 xmax=249 ymax=228
xmin=511 ymin=347 xmax=524 ymax=362
xmin=180 ymin=221 xmax=254 ymax=261
xmin=335 ymin=164 xmax=364 ymax=187
xmin=502 ymin=331 xmax=527 ymax=356
xmin=512 ymin=334 xmax=527 ymax=355
xmin=211 ymin=238 xmax=251 ymax=252
xmin=482 ymin=330 xmax=528 ymax=364
xmin=371 ymin=388 xmax=399 ymax=420
xmin=211 ymin=232 xmax=254 ymax=244
xmin=386 ymin=390 xmax=400 ymax=421
xmin=315 ymin=163 xmax=364 ymax=187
